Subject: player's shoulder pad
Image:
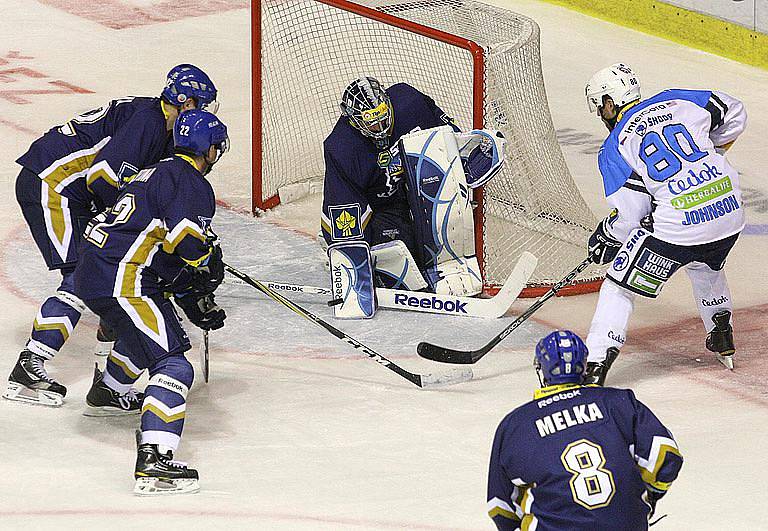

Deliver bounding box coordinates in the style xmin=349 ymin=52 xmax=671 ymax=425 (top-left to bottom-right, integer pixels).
xmin=598 ymin=133 xmax=633 ymax=197
xmin=654 ymin=88 xmax=711 ymax=108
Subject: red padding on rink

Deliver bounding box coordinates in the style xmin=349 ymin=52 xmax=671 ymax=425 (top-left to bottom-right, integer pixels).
xmin=38 ymin=0 xmax=249 ymax=29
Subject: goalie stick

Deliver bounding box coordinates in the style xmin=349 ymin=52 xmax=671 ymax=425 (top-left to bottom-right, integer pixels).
xmin=221 ymin=252 xmax=537 ymax=318
xmin=417 ymin=257 xmax=593 ymax=364
xmin=224 ymin=263 xmax=473 ymax=388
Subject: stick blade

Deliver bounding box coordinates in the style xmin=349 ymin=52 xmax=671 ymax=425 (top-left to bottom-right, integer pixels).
xmin=419 ymin=367 xmax=474 ymax=388
xmin=417 ymin=341 xmax=479 ymax=364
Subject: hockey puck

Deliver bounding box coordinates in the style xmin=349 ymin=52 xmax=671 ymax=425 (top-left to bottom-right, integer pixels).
xmin=327 ymin=298 xmax=344 ymax=307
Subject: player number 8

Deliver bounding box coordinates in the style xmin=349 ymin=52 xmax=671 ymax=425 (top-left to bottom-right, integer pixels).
xmin=560 ymin=439 xmax=615 ymax=510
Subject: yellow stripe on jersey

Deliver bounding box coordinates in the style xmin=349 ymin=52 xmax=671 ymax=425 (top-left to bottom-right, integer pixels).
xmin=488 ymin=505 xmax=518 ymax=521
xmin=638 ymin=443 xmax=682 ymax=492
xmin=86 ymin=164 xmax=120 ymax=192
xmin=119 ymin=225 xmax=168 ymax=299
xmin=162 ymin=224 xmax=206 ymax=255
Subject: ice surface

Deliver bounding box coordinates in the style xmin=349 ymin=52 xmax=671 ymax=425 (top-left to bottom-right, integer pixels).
xmin=0 ymin=0 xmax=766 ymax=529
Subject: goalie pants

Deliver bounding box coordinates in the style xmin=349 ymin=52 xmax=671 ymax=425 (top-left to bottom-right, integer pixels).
xmin=16 ymin=167 xmax=94 ymax=359
xmin=84 ymin=295 xmax=194 ymax=451
xmin=586 ymin=229 xmax=739 ymax=362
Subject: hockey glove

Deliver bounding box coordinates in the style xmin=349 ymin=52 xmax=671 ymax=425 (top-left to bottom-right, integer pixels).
xmin=645 ymin=488 xmax=665 ymax=521
xmin=167 ymin=245 xmax=225 ymax=295
xmin=174 ymin=292 xmax=226 ymax=331
xmin=588 ymin=215 xmax=622 ymax=265
xmin=195 ymin=244 xmax=225 ymax=294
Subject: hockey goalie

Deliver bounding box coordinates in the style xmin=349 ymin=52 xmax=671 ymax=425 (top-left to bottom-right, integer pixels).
xmin=320 ymin=77 xmax=505 ymax=318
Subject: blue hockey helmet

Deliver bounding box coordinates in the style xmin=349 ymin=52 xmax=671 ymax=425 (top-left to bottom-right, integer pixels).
xmin=534 ymin=330 xmax=588 ymax=386
xmin=162 ymin=64 xmax=219 ymax=112
xmin=339 ymin=77 xmax=393 ymax=147
xmin=174 ymin=110 xmax=229 ymax=171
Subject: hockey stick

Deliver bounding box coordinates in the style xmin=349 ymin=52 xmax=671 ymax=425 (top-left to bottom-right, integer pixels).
xmin=224 ymin=263 xmax=474 ymax=388
xmin=221 ymin=251 xmax=537 ymax=318
xmin=199 ymin=330 xmax=210 ymax=384
xmin=222 ymin=276 xmax=331 ymax=296
xmin=417 ymin=257 xmax=593 ymax=364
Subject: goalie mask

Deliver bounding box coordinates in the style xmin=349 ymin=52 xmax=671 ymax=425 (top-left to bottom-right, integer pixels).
xmin=585 ymin=63 xmax=641 ymax=114
xmin=339 ymin=77 xmax=393 ymax=148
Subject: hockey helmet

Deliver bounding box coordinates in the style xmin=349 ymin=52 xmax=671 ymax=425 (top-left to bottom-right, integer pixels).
xmin=339 ymin=77 xmax=393 ymax=145
xmin=585 ymin=63 xmax=641 ymax=113
xmin=174 ymin=110 xmax=229 ymax=171
xmin=163 ymin=64 xmax=219 ymax=113
xmin=534 ymin=330 xmax=588 ymax=386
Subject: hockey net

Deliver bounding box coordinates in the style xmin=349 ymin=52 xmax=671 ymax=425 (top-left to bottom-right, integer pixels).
xmin=254 ymin=0 xmax=603 ymax=296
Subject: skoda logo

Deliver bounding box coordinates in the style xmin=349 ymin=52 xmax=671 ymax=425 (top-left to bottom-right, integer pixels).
xmin=613 ymin=251 xmax=629 ymax=271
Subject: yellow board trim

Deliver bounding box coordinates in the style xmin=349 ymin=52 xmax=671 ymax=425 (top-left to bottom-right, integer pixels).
xmin=541 ymin=0 xmax=768 ymax=70
xmin=142 ymin=403 xmax=186 ymax=423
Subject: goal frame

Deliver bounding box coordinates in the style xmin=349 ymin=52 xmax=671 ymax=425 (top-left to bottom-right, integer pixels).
xmin=251 ymin=0 xmax=602 ymax=297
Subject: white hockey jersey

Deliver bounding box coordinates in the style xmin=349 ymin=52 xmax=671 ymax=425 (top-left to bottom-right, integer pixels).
xmin=598 ymin=89 xmax=746 ymax=246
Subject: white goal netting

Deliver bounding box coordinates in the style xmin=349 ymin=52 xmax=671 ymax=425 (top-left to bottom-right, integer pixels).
xmin=258 ymin=0 xmax=601 ymax=293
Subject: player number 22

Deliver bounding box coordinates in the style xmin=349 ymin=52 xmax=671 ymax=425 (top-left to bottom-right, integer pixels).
xmin=84 ymin=194 xmax=136 ymax=248
xmin=560 ymin=439 xmax=615 ymax=510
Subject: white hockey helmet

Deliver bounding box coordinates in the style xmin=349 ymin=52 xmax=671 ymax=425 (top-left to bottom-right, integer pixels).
xmin=585 ymin=63 xmax=641 ymax=113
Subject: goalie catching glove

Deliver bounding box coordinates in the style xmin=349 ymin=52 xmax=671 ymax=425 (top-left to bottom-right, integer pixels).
xmin=174 ymin=292 xmax=226 ymax=331
xmin=588 ymin=210 xmax=622 ymax=264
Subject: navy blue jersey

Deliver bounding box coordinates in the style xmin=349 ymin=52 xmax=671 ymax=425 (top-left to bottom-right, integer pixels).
xmin=17 ymin=96 xmax=172 ymax=210
xmin=488 ymin=384 xmax=683 ymax=530
xmin=320 ymin=83 xmax=454 ymax=245
xmin=75 ymin=155 xmax=215 ymax=301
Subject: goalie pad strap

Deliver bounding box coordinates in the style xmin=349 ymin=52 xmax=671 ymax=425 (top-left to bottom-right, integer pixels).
xmin=328 ymin=242 xmax=376 ymax=319
xmin=371 ymin=240 xmax=428 ymax=291
xmin=401 ymin=125 xmax=482 ymax=296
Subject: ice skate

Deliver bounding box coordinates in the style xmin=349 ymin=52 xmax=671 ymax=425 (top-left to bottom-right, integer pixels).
xmin=3 ymin=350 xmax=66 ymax=407
xmin=84 ymin=364 xmax=143 ymax=417
xmin=584 ymin=347 xmax=620 ymax=386
xmin=134 ymin=441 xmax=199 ymax=496
xmin=706 ymin=310 xmax=735 ymax=370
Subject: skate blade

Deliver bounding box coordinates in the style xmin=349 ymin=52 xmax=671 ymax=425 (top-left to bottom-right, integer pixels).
xmin=716 ymin=353 xmax=734 ymax=370
xmin=83 ymin=405 xmax=141 ymax=417
xmin=3 ymin=382 xmax=63 ymax=407
xmin=133 ymin=477 xmax=199 ymax=496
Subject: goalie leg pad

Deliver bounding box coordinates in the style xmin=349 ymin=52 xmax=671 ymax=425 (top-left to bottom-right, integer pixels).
xmin=371 ymin=240 xmax=428 ymax=291
xmin=328 ymin=242 xmax=377 ymax=319
xmin=401 ymin=125 xmax=481 ymax=296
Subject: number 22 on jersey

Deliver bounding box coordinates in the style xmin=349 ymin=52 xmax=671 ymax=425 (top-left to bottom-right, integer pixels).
xmin=84 ymin=194 xmax=136 ymax=247
xmin=560 ymin=439 xmax=616 ymax=510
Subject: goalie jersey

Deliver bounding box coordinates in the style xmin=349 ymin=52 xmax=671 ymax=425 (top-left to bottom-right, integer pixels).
xmin=321 ymin=82 xmax=455 ymax=245
xmin=17 ymin=96 xmax=173 ymax=210
xmin=487 ymin=384 xmax=683 ymax=530
xmin=599 ymin=89 xmax=746 ymax=246
xmin=74 ymin=155 xmax=215 ymax=301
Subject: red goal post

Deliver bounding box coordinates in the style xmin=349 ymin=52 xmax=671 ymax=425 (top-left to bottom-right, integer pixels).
xmin=252 ymin=0 xmax=604 ymax=297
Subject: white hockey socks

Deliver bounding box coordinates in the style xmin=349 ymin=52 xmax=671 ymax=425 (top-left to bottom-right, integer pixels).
xmin=586 ymin=280 xmax=636 ymax=362
xmin=685 ymin=262 xmax=733 ymax=332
